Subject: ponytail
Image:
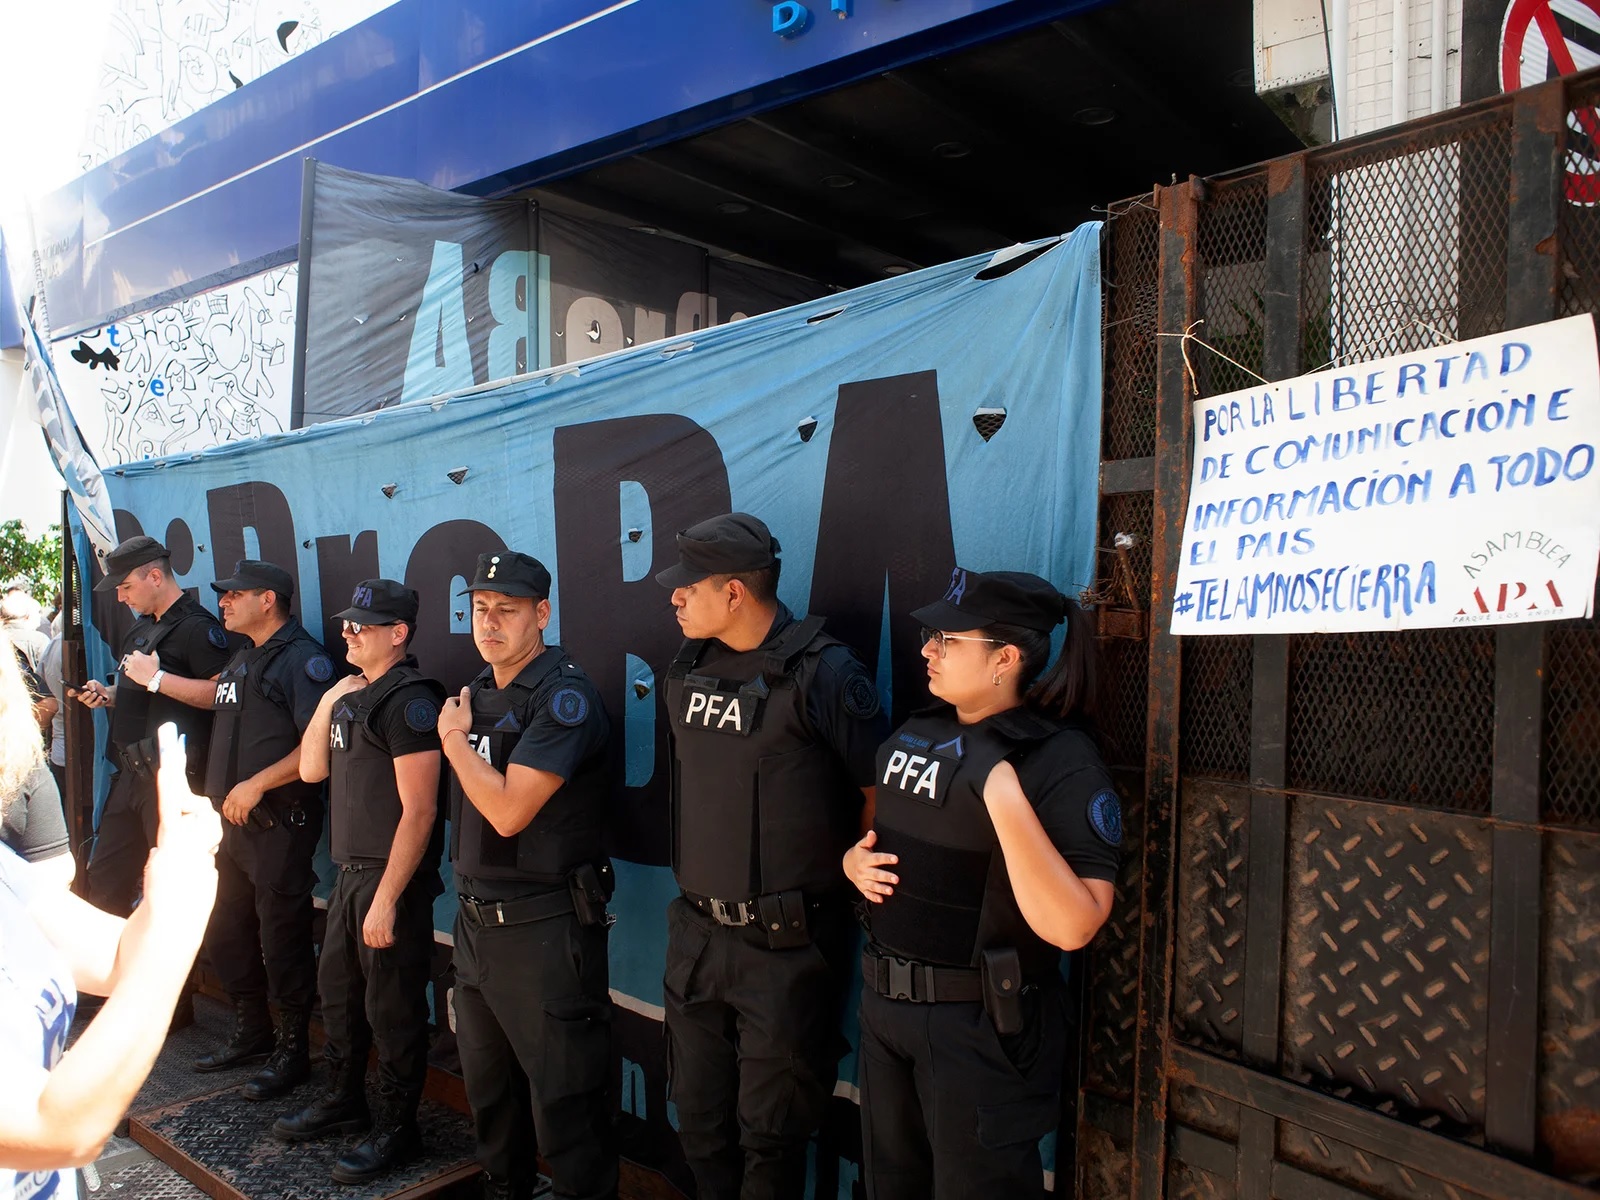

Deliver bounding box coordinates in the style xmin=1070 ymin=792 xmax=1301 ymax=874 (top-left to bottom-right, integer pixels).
xmin=987 ymin=596 xmax=1097 ymax=722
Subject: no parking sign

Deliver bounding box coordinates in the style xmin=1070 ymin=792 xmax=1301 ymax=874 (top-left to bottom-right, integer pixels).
xmin=1501 ymin=0 xmax=1600 ymax=203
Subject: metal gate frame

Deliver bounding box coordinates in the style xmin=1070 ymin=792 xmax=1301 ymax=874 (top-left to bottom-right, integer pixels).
xmin=1079 ymin=70 xmax=1600 ymax=1200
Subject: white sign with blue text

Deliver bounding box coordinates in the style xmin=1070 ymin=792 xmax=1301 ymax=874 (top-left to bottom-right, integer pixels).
xmin=1171 ymin=315 xmax=1600 ymax=634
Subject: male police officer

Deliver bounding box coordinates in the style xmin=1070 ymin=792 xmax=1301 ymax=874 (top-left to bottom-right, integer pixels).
xmin=657 ymin=513 xmax=888 ymax=1200
xmin=273 ymin=579 xmax=446 ymax=1184
xmin=438 ymin=551 xmax=616 ymax=1200
xmin=194 ymin=560 xmax=336 ymax=1100
xmin=77 ymin=535 xmax=236 ymax=917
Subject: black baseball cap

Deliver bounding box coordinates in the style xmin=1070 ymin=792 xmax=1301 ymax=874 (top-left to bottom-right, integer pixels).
xmin=333 ymin=578 xmax=419 ymax=626
xmin=211 ymin=559 xmax=295 ymax=601
xmin=912 ymin=568 xmax=1069 ymax=634
xmin=654 ymin=513 xmax=781 ymax=589
xmin=459 ymin=551 xmax=551 ymax=600
xmin=93 ymin=535 xmax=169 ymax=592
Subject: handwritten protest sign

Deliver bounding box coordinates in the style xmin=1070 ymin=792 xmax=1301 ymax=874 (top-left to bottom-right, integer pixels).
xmin=1171 ymin=315 xmax=1600 ymax=634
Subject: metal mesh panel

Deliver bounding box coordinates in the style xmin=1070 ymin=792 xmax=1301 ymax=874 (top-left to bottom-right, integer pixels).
xmin=1285 ymin=631 xmax=1495 ymax=810
xmin=1560 ymin=75 xmax=1600 ymax=317
xmin=1543 ymin=583 xmax=1600 ymax=826
xmin=1538 ymin=830 xmax=1600 ymax=1183
xmin=1172 ymin=784 xmax=1249 ymax=1059
xmin=1196 ymin=178 xmax=1268 ymax=397
xmin=1179 ymin=637 xmax=1252 ymax=782
xmin=1096 ymin=491 xmax=1153 ymax=771
xmin=1281 ymin=797 xmax=1490 ymax=1136
xmin=1102 ymin=196 xmax=1161 ymax=460
xmin=1304 ymin=110 xmax=1512 ymax=367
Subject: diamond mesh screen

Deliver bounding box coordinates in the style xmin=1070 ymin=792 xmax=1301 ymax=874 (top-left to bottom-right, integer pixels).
xmin=1102 ymin=195 xmax=1161 ymax=460
xmin=1097 ymin=491 xmax=1153 ymax=771
xmin=1179 ymin=637 xmax=1252 ymax=782
xmin=1196 ymin=177 xmax=1268 ymax=397
xmin=1560 ymin=75 xmax=1600 ymax=317
xmin=1285 ymin=631 xmax=1495 ymax=811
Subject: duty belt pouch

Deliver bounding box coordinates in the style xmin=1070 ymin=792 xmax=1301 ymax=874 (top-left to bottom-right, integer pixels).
xmin=568 ymin=862 xmax=615 ymax=927
xmin=757 ymin=890 xmax=812 ymax=950
xmin=122 ymin=735 xmax=160 ymax=780
xmin=981 ymin=947 xmax=1025 ymax=1035
xmin=248 ymin=806 xmax=277 ymax=831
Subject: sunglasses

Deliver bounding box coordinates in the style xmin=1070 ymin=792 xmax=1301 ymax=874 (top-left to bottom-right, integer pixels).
xmin=341 ymin=619 xmax=395 ymax=635
xmin=918 ymin=627 xmax=1004 ymax=656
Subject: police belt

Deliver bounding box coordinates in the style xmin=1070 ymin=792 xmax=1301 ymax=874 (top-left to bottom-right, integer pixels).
xmin=861 ymin=950 xmax=983 ymax=1004
xmin=457 ymin=888 xmax=574 ymax=928
xmin=682 ymin=888 xmax=830 ymax=928
xmin=115 ymin=735 xmax=161 ymax=781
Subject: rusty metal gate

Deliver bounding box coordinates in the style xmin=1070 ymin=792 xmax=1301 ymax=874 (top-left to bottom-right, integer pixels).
xmin=1075 ymin=70 xmax=1600 ymax=1200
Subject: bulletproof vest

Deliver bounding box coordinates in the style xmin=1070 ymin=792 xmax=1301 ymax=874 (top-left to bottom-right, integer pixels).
xmin=869 ymin=705 xmax=1064 ymax=975
xmin=203 ymin=625 xmax=321 ymax=805
xmin=449 ymin=648 xmax=608 ymax=883
xmin=328 ymin=660 xmax=447 ymax=867
xmin=109 ymin=596 xmax=224 ymax=783
xmin=665 ymin=614 xmax=859 ymax=901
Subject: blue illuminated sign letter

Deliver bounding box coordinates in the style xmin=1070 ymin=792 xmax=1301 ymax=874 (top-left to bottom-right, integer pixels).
xmin=772 ymin=1 xmax=813 ymax=37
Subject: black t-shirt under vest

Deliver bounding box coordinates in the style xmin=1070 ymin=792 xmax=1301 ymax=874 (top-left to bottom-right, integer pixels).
xmin=665 ymin=611 xmax=863 ymax=901
xmin=204 ymin=618 xmax=333 ymax=807
xmin=110 ymin=594 xmax=236 ymax=787
xmin=328 ymin=658 xmax=446 ymax=877
xmin=868 ymin=704 xmax=1122 ymax=977
xmin=449 ymin=645 xmax=609 ymax=889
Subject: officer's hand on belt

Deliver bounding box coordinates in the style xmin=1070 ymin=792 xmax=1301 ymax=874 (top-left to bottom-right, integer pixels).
xmin=70 ymin=680 xmax=111 ymax=708
xmin=437 ymin=687 xmax=472 ymax=744
xmin=363 ymin=895 xmax=397 ymax=949
xmin=222 ymin=777 xmax=267 ymax=827
xmin=121 ymin=649 xmax=160 ymax=687
xmin=845 ymin=829 xmax=899 ymax=904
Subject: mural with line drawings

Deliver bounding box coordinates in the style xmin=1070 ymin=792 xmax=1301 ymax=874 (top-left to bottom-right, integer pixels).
xmin=55 ymin=264 xmax=297 ymax=464
xmin=82 ymin=0 xmax=391 ymax=168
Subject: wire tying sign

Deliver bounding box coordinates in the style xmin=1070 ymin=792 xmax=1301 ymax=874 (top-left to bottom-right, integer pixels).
xmin=1171 ymin=316 xmax=1600 ymax=634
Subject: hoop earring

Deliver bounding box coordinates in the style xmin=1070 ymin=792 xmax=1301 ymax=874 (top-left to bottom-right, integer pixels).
xmin=992 ymin=673 xmax=1002 ymax=686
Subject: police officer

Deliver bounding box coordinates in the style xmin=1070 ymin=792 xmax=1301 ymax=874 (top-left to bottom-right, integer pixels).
xmin=438 ymin=551 xmax=616 ymax=1200
xmin=194 ymin=560 xmax=336 ymax=1100
xmin=657 ymin=513 xmax=888 ymax=1200
xmin=271 ymin=579 xmax=446 ymax=1182
xmin=77 ymin=535 xmax=237 ymax=917
xmin=843 ymin=569 xmax=1122 ymax=1199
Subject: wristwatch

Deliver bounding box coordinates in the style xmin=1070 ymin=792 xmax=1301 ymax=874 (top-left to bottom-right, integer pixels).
xmin=146 ymin=670 xmax=165 ymax=694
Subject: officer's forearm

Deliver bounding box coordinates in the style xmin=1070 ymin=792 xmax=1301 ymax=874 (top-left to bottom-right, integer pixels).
xmin=153 ymin=672 xmax=220 ymax=710
xmin=298 ymin=703 xmax=334 ymax=783
xmin=373 ymin=752 xmax=441 ymax=904
xmin=985 ymin=788 xmax=1111 ymax=952
xmin=248 ymin=748 xmax=305 ymax=796
xmin=442 ymin=732 xmax=559 ymax=837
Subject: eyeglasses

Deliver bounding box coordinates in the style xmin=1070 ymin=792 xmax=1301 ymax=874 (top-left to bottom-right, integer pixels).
xmin=918 ymin=627 xmax=1004 ymax=656
xmin=341 ymin=619 xmax=395 ymax=635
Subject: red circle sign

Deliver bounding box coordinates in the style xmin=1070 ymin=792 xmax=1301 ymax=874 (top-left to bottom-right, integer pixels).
xmin=1501 ymin=0 xmax=1600 ymax=204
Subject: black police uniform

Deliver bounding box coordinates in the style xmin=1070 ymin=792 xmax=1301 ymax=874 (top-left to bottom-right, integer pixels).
xmin=450 ymin=645 xmax=616 ymax=1200
xmin=857 ymin=706 xmax=1122 ymax=1199
xmin=88 ymin=592 xmax=235 ymax=916
xmin=317 ymin=658 xmax=445 ymax=1117
xmin=664 ymin=602 xmax=887 ymax=1200
xmin=202 ymin=617 xmax=335 ymax=1038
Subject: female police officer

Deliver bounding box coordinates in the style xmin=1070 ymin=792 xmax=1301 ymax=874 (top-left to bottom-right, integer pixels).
xmin=844 ymin=567 xmax=1122 ymax=1199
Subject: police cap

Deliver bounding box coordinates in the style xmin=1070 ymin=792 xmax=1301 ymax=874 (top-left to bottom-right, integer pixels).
xmin=459 ymin=551 xmax=551 ymax=599
xmin=654 ymin=512 xmax=781 ymax=589
xmin=211 ymin=559 xmax=295 ymax=601
xmin=93 ymin=535 xmax=169 ymax=592
xmin=912 ymin=567 xmax=1069 ymax=634
xmin=333 ymin=578 xmax=419 ymax=626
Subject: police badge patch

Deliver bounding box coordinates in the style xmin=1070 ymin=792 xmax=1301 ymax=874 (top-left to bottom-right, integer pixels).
xmin=843 ymin=672 xmax=881 ymax=719
xmin=208 ymin=626 xmax=229 ymax=649
xmin=405 ymin=698 xmax=440 ymax=733
xmin=550 ymin=687 xmax=589 ymax=727
xmin=1088 ymin=789 xmax=1124 ymax=847
xmin=305 ymin=656 xmax=334 ymax=682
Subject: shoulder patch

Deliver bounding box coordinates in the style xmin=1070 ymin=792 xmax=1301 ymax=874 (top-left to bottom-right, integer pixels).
xmin=207 ymin=626 xmax=229 ymax=649
xmin=305 ymin=655 xmax=334 ymax=682
xmin=1089 ymin=789 xmax=1124 ymax=847
xmin=549 ymin=686 xmax=590 ymax=727
xmin=404 ymin=697 xmax=440 ymax=733
xmin=842 ymin=672 xmax=882 ymax=720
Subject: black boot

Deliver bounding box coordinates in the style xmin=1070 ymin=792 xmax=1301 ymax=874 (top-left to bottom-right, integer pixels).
xmin=271 ymin=1059 xmax=370 ymax=1142
xmin=242 ymin=1008 xmax=311 ymax=1101
xmin=331 ymin=1090 xmax=422 ymax=1184
xmin=193 ymin=997 xmax=274 ymax=1072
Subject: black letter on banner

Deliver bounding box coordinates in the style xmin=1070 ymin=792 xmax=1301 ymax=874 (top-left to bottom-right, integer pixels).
xmin=809 ymin=371 xmax=957 ymax=726
xmin=206 ymin=483 xmax=301 ymax=611
xmin=404 ymin=521 xmax=506 ymax=692
xmin=317 ymin=531 xmax=381 ymax=668
xmin=552 ymin=415 xmax=733 ymax=867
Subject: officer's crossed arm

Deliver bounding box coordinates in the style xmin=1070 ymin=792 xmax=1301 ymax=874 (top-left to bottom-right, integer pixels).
xmin=119 ymin=651 xmax=226 ymax=710
xmin=438 ymin=686 xmax=574 ymax=837
xmin=298 ymin=675 xmax=365 ymax=784
xmin=222 ymin=749 xmax=304 ymax=826
xmin=981 ymin=760 xmax=1115 ymax=952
